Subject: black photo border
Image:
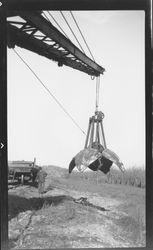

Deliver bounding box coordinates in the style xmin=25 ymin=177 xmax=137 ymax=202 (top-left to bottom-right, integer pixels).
xmin=0 ymin=0 xmax=152 ymax=250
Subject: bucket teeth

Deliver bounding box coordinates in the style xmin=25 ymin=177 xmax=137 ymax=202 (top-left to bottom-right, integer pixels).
xmin=69 ymin=147 xmax=124 ymax=174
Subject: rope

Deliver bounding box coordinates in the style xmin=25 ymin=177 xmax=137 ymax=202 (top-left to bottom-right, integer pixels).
xmin=60 ymin=11 xmax=85 ymax=54
xmin=42 ymin=12 xmax=51 ymax=23
xmin=46 ymin=11 xmax=70 ymax=40
xmin=95 ymin=76 xmax=100 ymax=112
xmin=70 ymin=11 xmax=95 ymax=61
xmin=13 ymin=49 xmax=86 ymax=136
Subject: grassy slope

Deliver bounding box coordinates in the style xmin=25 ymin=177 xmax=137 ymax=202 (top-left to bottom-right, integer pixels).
xmin=46 ymin=165 xmax=145 ymax=220
xmin=45 ymin=165 xmax=146 ymax=244
xmin=8 ymin=165 xmax=146 ymax=248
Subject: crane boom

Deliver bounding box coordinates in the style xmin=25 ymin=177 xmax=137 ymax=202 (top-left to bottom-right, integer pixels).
xmin=7 ymin=11 xmax=105 ymax=76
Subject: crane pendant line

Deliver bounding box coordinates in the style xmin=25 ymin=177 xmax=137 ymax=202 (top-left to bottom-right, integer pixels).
xmin=95 ymin=75 xmax=100 ymax=112
xmin=84 ymin=76 xmax=106 ymax=151
xmin=69 ymin=76 xmax=125 ymax=174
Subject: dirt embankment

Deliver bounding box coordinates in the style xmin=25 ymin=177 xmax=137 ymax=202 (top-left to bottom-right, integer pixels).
xmin=8 ymin=165 xmax=145 ymax=249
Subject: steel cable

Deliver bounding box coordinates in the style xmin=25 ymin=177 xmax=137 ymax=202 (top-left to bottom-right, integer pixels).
xmin=47 ymin=11 xmax=70 ymax=40
xmin=70 ymin=11 xmax=95 ymax=61
xmin=42 ymin=11 xmax=70 ymax=40
xmin=13 ymin=49 xmax=86 ymax=136
xmin=60 ymin=11 xmax=85 ymax=54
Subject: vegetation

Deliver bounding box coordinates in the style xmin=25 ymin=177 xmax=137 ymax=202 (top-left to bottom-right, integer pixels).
xmin=66 ymin=165 xmax=145 ymax=188
xmin=8 ymin=164 xmax=145 ymax=248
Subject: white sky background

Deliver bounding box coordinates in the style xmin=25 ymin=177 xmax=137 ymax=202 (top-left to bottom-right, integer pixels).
xmin=7 ymin=11 xmax=145 ymax=169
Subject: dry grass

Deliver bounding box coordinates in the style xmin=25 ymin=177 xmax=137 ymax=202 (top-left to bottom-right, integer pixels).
xmin=8 ymin=164 xmax=146 ymax=248
xmin=68 ymin=165 xmax=145 ymax=188
xmin=109 ymin=166 xmax=145 ymax=187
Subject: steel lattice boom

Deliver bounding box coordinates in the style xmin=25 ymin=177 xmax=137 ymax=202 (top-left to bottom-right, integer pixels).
xmin=7 ymin=11 xmax=105 ymax=76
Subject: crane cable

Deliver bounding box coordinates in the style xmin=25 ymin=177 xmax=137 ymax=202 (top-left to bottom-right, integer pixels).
xmin=70 ymin=11 xmax=95 ymax=62
xmin=69 ymin=11 xmax=96 ymax=80
xmin=95 ymin=76 xmax=100 ymax=112
xmin=13 ymin=49 xmax=86 ymax=136
xmin=43 ymin=11 xmax=70 ymax=40
xmin=60 ymin=11 xmax=85 ymax=54
xmin=47 ymin=11 xmax=70 ymax=40
xmin=43 ymin=10 xmax=96 ymax=81
xmin=42 ymin=11 xmax=50 ymax=23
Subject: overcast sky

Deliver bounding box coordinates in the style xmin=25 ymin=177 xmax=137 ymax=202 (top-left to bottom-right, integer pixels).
xmin=7 ymin=11 xmax=145 ymax=169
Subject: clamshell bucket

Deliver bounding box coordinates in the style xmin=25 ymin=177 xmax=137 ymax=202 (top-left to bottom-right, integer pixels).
xmin=102 ymin=148 xmax=125 ymax=172
xmin=68 ymin=147 xmax=123 ymax=174
xmin=69 ymin=111 xmax=124 ymax=174
xmin=69 ymin=147 xmax=101 ymax=173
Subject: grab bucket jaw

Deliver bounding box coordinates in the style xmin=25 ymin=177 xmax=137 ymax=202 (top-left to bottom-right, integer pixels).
xmin=69 ymin=111 xmax=124 ymax=174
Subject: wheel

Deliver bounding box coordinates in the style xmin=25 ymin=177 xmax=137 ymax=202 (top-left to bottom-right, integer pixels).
xmin=21 ymin=174 xmax=24 ymax=185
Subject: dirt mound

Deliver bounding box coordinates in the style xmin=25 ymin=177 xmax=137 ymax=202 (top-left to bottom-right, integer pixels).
xmin=8 ymin=165 xmax=145 ymax=248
